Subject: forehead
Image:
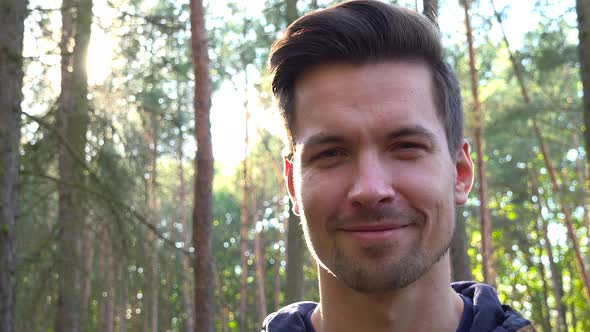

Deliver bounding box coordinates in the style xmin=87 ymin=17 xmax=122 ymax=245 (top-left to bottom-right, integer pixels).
xmin=291 ymin=61 xmax=441 ymax=139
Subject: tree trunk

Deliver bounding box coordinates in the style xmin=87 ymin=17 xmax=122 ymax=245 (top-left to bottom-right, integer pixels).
xmin=310 ymin=0 xmax=318 ymax=10
xmin=283 ymin=0 xmax=305 ymax=305
xmin=55 ymin=0 xmax=93 ymax=330
xmin=255 ymin=230 xmax=267 ymax=322
xmin=535 ymin=254 xmax=552 ymax=332
xmin=176 ymin=123 xmax=194 ymax=332
xmin=463 ymin=0 xmax=497 ymax=287
xmin=422 ymin=0 xmax=438 ymax=25
xmin=117 ymin=259 xmax=128 ymax=332
xmin=538 ymin=200 xmax=568 ymax=331
xmin=493 ymin=0 xmax=590 ymax=300
xmin=0 ymin=1 xmax=25 ymax=331
xmin=274 ymin=260 xmax=281 ymax=309
xmin=147 ymin=115 xmax=159 ymax=332
xmin=577 ymin=0 xmax=590 ymax=267
xmin=190 ymin=0 xmax=215 ymax=330
xmin=239 ymin=108 xmax=250 ymax=332
xmin=450 ymin=208 xmax=472 ymax=281
xmin=253 ymin=188 xmax=267 ymax=324
xmin=163 ymin=207 xmax=175 ymax=332
xmin=570 ymin=297 xmax=577 ymax=331
xmin=285 ymin=204 xmax=305 ymax=303
xmin=286 ymin=0 xmax=298 ymax=24
xmin=571 ymin=133 xmax=590 ymax=261
xmin=80 ymin=225 xmax=94 ymax=328
xmin=98 ymin=231 xmax=115 ymax=332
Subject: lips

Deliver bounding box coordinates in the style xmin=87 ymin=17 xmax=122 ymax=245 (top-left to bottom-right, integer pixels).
xmin=340 ymin=223 xmax=410 ymax=232
xmin=336 ymin=222 xmax=413 ymax=245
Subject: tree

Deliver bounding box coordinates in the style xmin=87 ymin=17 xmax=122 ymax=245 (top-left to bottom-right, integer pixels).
xmin=283 ymin=0 xmax=306 ymax=305
xmin=450 ymin=210 xmax=471 ymax=281
xmin=577 ymin=0 xmax=590 ymax=260
xmin=239 ymin=103 xmax=250 ymax=332
xmin=491 ymin=0 xmax=590 ymax=303
xmin=0 ymin=0 xmax=27 ymax=331
xmin=462 ymin=0 xmax=497 ymax=287
xmin=175 ymin=119 xmax=195 ymax=332
xmin=190 ymin=0 xmax=215 ymax=330
xmin=423 ymin=0 xmax=439 ymax=25
xmin=55 ymin=0 xmax=93 ymax=330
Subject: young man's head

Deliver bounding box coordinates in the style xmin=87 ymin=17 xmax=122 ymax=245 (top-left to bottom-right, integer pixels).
xmin=268 ymin=0 xmax=473 ymax=293
xmin=269 ymin=0 xmax=463 ymax=160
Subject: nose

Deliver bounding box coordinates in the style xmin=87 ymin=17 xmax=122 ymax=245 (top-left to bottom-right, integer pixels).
xmin=347 ymin=151 xmax=395 ymax=208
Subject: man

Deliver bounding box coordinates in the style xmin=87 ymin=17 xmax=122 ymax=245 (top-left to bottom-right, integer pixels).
xmin=262 ymin=1 xmax=535 ymax=331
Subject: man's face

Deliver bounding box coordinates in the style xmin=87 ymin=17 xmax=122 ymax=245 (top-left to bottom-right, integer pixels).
xmin=285 ymin=61 xmax=473 ymax=293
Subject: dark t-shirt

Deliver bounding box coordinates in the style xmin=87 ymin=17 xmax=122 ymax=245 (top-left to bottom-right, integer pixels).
xmin=456 ymin=294 xmax=474 ymax=332
xmin=262 ymin=282 xmax=533 ymax=332
xmin=267 ymin=295 xmax=474 ymax=332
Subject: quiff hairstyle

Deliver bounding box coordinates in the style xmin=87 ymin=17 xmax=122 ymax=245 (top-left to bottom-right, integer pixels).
xmin=268 ymin=0 xmax=463 ymax=159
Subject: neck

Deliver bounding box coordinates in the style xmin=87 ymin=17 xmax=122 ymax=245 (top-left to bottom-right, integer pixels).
xmin=311 ymin=253 xmax=464 ymax=332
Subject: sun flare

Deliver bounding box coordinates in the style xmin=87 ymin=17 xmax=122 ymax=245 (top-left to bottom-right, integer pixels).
xmin=87 ymin=24 xmax=114 ymax=86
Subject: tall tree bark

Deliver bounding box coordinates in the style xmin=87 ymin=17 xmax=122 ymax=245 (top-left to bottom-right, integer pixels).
xmin=310 ymin=0 xmax=318 ymax=10
xmin=190 ymin=0 xmax=214 ymax=330
xmin=286 ymin=0 xmax=298 ymax=24
xmin=117 ymin=258 xmax=128 ymax=332
xmin=163 ymin=206 xmax=176 ymax=331
xmin=98 ymin=231 xmax=115 ymax=332
xmin=283 ymin=0 xmax=305 ymax=305
xmin=146 ymin=114 xmax=160 ymax=332
xmin=55 ymin=0 xmax=93 ymax=330
xmin=80 ymin=228 xmax=94 ymax=327
xmin=255 ymin=230 xmax=267 ymax=322
xmin=239 ymin=106 xmax=250 ymax=332
xmin=492 ymin=0 xmax=590 ymax=302
xmin=463 ymin=0 xmax=497 ymax=287
xmin=535 ymin=253 xmax=552 ymax=332
xmin=285 ymin=201 xmax=305 ymax=303
xmin=540 ymin=212 xmax=568 ymax=332
xmin=577 ymin=0 xmax=590 ymax=265
xmin=450 ymin=209 xmax=472 ymax=281
xmin=0 ymin=1 xmax=26 ymax=331
xmin=531 ymin=170 xmax=568 ymax=332
xmin=571 ymin=132 xmax=590 ymax=261
xmin=253 ymin=188 xmax=267 ymax=324
xmin=176 ymin=122 xmax=195 ymax=332
xmin=423 ymin=0 xmax=439 ymax=25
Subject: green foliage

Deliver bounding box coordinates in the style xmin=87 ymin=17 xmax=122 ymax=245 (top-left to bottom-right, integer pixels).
xmin=13 ymin=0 xmax=590 ymax=331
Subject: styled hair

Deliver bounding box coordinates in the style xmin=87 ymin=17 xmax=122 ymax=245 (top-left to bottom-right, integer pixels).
xmin=269 ymin=0 xmax=463 ymax=158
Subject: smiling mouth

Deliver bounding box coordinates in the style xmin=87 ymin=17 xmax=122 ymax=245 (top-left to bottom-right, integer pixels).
xmin=341 ymin=224 xmax=410 ymax=232
xmin=339 ymin=224 xmax=412 ymax=243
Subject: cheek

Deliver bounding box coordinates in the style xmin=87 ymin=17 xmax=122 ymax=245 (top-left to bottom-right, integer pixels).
xmin=395 ymin=163 xmax=455 ymax=210
xmin=297 ymin=168 xmax=347 ymax=220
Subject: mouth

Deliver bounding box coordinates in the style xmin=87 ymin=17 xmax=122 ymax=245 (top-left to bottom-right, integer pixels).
xmin=341 ymin=223 xmax=410 ymax=232
xmin=338 ymin=223 xmax=413 ymax=244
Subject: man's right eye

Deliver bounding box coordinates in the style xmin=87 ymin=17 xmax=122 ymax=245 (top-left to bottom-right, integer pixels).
xmin=310 ymin=149 xmax=346 ymax=162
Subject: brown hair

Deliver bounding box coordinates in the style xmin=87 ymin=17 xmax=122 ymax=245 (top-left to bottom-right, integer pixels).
xmin=269 ymin=0 xmax=463 ymax=158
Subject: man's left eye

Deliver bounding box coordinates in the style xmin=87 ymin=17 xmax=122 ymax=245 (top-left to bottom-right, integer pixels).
xmin=397 ymin=142 xmax=425 ymax=150
xmin=391 ymin=142 xmax=428 ymax=159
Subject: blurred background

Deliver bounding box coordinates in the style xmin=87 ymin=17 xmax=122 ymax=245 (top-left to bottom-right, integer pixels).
xmin=1 ymin=0 xmax=589 ymax=331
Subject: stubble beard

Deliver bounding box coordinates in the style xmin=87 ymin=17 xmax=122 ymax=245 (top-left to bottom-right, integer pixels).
xmin=302 ymin=206 xmax=456 ymax=294
xmin=331 ymin=234 xmax=452 ymax=293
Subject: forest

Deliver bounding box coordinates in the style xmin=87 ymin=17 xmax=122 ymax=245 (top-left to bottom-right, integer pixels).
xmin=1 ymin=0 xmax=590 ymax=331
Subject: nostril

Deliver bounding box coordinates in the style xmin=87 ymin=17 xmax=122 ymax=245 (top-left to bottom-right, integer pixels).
xmin=378 ymin=196 xmax=394 ymax=204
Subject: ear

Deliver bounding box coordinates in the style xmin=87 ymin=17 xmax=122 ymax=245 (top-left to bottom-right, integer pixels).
xmin=284 ymin=158 xmax=301 ymax=215
xmin=454 ymin=140 xmax=474 ymax=206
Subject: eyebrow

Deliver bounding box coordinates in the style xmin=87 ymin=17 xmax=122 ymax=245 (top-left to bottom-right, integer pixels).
xmin=296 ymin=125 xmax=438 ymax=154
xmin=301 ymin=133 xmax=347 ymax=149
xmin=386 ymin=125 xmax=437 ymax=144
